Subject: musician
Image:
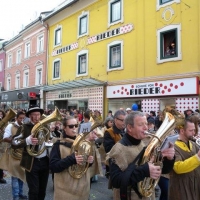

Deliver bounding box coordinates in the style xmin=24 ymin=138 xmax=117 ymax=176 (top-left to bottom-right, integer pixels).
xmin=2 ymin=111 xmax=27 ymax=200
xmin=107 ymin=111 xmax=175 ymax=200
xmin=169 ymin=119 xmax=200 ymax=200
xmin=0 ymin=109 xmax=6 ymax=184
xmin=50 ymin=116 xmax=94 ymax=200
xmin=12 ymin=106 xmax=49 ymax=200
xmin=103 ymin=110 xmax=126 ymax=180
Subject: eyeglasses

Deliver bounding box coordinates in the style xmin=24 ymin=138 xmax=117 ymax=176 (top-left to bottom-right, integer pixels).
xmin=66 ymin=124 xmax=78 ymax=129
xmin=116 ymin=118 xmax=125 ymax=122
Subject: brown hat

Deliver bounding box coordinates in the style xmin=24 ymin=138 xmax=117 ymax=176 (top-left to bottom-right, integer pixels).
xmin=26 ymin=105 xmax=44 ymax=117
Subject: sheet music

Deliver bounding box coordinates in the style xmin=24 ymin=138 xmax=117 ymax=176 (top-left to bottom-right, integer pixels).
xmin=160 ymin=134 xmax=179 ymax=151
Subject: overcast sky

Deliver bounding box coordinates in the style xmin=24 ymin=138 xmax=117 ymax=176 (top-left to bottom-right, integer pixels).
xmin=0 ymin=0 xmax=64 ymax=40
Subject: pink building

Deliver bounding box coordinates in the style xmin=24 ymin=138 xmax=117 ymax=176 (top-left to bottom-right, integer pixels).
xmin=0 ymin=40 xmax=6 ymax=93
xmin=2 ymin=17 xmax=48 ymax=110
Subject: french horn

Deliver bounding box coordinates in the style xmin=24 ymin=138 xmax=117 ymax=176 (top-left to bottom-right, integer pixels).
xmin=68 ymin=120 xmax=102 ymax=179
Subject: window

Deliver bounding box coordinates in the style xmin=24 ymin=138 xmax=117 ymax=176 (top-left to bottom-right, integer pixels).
xmin=36 ymin=66 xmax=42 ymax=85
xmin=7 ymin=77 xmax=11 ymax=90
xmin=0 ymin=60 xmax=2 ymax=71
xmin=16 ymin=50 xmax=21 ymax=64
xmin=160 ymin=0 xmax=173 ymax=4
xmin=8 ymin=54 xmax=12 ymax=68
xmin=157 ymin=24 xmax=181 ymax=63
xmin=76 ymin=50 xmax=88 ymax=77
xmin=23 ymin=69 xmax=29 ymax=87
xmin=54 ymin=27 xmax=61 ymax=46
xmin=108 ymin=0 xmax=123 ymax=26
xmin=156 ymin=0 xmax=180 ymax=10
xmin=15 ymin=75 xmax=20 ymax=89
xmin=107 ymin=40 xmax=123 ymax=71
xmin=53 ymin=59 xmax=60 ymax=79
xmin=25 ymin=42 xmax=30 ymax=58
xmin=37 ymin=35 xmax=44 ymax=53
xmin=78 ymin=11 xmax=89 ymax=37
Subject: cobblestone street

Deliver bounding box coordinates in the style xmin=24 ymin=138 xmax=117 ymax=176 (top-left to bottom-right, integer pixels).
xmin=0 ymin=173 xmax=112 ymax=200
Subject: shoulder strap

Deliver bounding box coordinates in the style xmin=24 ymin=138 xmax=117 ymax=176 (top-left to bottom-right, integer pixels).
xmin=120 ymin=146 xmax=146 ymax=200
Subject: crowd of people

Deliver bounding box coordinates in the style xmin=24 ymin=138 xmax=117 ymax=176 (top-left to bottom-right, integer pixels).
xmin=0 ymin=105 xmax=199 ymax=200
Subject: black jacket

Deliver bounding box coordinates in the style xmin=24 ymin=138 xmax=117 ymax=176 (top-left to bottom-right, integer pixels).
xmin=109 ymin=133 xmax=175 ymax=199
xmin=103 ymin=123 xmax=125 ymax=153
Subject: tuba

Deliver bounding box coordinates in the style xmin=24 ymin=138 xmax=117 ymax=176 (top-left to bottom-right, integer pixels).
xmin=68 ymin=121 xmax=102 ymax=179
xmin=26 ymin=106 xmax=62 ymax=157
xmin=0 ymin=108 xmax=16 ymax=143
xmin=137 ymin=112 xmax=176 ymax=197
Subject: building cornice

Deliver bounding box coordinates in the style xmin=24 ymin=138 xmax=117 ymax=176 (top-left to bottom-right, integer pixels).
xmin=107 ymin=72 xmax=200 ymax=86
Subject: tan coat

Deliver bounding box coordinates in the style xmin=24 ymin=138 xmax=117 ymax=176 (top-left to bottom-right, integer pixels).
xmin=54 ymin=139 xmax=91 ymax=200
xmin=0 ymin=124 xmax=26 ymax=182
xmin=107 ymin=142 xmax=155 ymax=200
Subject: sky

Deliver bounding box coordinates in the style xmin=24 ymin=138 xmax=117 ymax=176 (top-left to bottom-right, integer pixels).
xmin=0 ymin=0 xmax=64 ymax=40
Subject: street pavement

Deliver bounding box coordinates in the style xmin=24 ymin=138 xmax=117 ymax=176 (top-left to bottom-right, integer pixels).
xmin=0 ymin=173 xmax=113 ymax=200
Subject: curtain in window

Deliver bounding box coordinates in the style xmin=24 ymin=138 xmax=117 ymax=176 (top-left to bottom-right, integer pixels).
xmin=54 ymin=62 xmax=60 ymax=78
xmin=79 ymin=55 xmax=86 ymax=73
xmin=80 ymin=16 xmax=87 ymax=34
xmin=111 ymin=1 xmax=121 ymax=22
xmin=111 ymin=45 xmax=120 ymax=67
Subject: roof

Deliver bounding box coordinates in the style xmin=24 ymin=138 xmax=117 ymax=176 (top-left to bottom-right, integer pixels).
xmin=37 ymin=78 xmax=106 ymax=91
xmin=43 ymin=0 xmax=79 ymax=21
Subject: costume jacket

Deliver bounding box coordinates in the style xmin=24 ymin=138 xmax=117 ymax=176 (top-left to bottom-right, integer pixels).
xmin=108 ymin=133 xmax=175 ymax=200
xmin=12 ymin=122 xmax=36 ymax=172
xmin=169 ymin=140 xmax=200 ymax=200
xmin=0 ymin=122 xmax=26 ymax=182
xmin=50 ymin=134 xmax=91 ymax=200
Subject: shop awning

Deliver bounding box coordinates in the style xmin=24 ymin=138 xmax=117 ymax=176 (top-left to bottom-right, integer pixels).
xmin=38 ymin=78 xmax=106 ymax=91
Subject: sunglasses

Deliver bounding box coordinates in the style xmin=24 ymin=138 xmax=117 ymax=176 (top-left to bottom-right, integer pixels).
xmin=116 ymin=117 xmax=125 ymax=122
xmin=66 ymin=124 xmax=78 ymax=129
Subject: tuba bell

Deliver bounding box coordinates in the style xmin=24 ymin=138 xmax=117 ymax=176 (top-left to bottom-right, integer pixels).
xmin=0 ymin=108 xmax=16 ymax=143
xmin=68 ymin=121 xmax=102 ymax=179
xmin=137 ymin=112 xmax=176 ymax=197
xmin=26 ymin=106 xmax=62 ymax=157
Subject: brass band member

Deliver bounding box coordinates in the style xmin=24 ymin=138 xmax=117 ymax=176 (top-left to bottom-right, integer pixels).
xmin=50 ymin=116 xmax=94 ymax=200
xmin=12 ymin=106 xmax=49 ymax=200
xmin=0 ymin=109 xmax=6 ymax=184
xmin=107 ymin=111 xmax=175 ymax=200
xmin=2 ymin=111 xmax=27 ymax=200
xmin=169 ymin=119 xmax=200 ymax=200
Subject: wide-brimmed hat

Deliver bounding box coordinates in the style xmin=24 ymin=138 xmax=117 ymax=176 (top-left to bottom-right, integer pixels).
xmin=26 ymin=106 xmax=44 ymax=117
xmin=185 ymin=108 xmax=193 ymax=112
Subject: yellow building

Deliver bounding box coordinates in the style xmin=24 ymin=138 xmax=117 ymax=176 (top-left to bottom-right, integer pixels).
xmin=39 ymin=0 xmax=199 ymax=116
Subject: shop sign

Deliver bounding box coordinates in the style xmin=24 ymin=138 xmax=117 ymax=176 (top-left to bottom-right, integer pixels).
xmin=51 ymin=24 xmax=133 ymax=56
xmin=107 ymin=77 xmax=199 ymax=98
xmin=87 ymin=24 xmax=133 ymax=45
xmin=2 ymin=94 xmax=8 ymax=100
xmin=52 ymin=42 xmax=79 ymax=56
xmin=58 ymin=91 xmax=72 ymax=98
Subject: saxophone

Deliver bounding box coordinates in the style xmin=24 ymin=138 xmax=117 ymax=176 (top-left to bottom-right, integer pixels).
xmin=68 ymin=121 xmax=102 ymax=179
xmin=137 ymin=111 xmax=176 ymax=197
